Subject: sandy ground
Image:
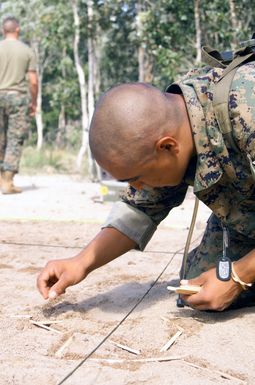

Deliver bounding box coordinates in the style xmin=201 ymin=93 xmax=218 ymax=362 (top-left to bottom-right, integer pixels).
xmin=0 ymin=174 xmax=254 ymax=385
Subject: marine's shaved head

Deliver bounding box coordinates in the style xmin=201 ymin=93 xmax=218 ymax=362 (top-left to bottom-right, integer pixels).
xmin=89 ymin=83 xmax=183 ymax=171
xmin=2 ymin=16 xmax=19 ymax=34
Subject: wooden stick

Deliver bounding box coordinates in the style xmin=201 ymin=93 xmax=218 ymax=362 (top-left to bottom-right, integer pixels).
xmin=30 ymin=320 xmax=63 ymax=334
xmin=160 ymin=329 xmax=183 ymax=352
xmin=183 ymin=360 xmax=247 ymax=384
xmin=35 ymin=320 xmax=64 ymax=325
xmin=167 ymin=285 xmax=201 ymax=295
xmin=160 ymin=316 xmax=186 ymax=322
xmin=55 ymin=335 xmax=74 ymax=358
xmin=90 ymin=355 xmax=186 ymax=364
xmin=10 ymin=314 xmax=32 ymax=319
xmin=109 ymin=340 xmax=141 ymax=355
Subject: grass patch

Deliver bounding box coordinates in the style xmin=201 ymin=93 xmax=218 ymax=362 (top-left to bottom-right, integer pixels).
xmin=20 ymin=146 xmax=89 ymax=176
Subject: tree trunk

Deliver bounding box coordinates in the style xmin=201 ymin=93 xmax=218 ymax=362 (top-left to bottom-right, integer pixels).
xmin=56 ymin=47 xmax=67 ymax=149
xmin=56 ymin=104 xmax=66 ymax=148
xmin=35 ymin=72 xmax=43 ymax=150
xmin=229 ymin=0 xmax=239 ymax=49
xmin=87 ymin=0 xmax=101 ymax=181
xmin=136 ymin=1 xmax=153 ymax=83
xmin=194 ymin=0 xmax=202 ymax=64
xmin=87 ymin=0 xmax=94 ymax=124
xmin=71 ymin=0 xmax=89 ymax=170
xmin=35 ymin=65 xmax=43 ymax=150
xmin=93 ymin=35 xmax=101 ymax=98
xmin=31 ymin=41 xmax=44 ymax=150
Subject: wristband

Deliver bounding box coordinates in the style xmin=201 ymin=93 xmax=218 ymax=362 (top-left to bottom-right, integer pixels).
xmin=231 ymin=262 xmax=253 ymax=291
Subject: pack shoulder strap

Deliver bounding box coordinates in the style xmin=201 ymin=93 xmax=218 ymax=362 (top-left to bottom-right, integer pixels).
xmin=202 ymin=38 xmax=255 ymax=179
xmin=201 ymin=46 xmax=228 ymax=68
xmin=212 ymin=51 xmax=254 ymax=153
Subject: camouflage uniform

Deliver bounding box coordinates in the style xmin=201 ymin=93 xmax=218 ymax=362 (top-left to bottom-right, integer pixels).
xmin=103 ymin=62 xmax=255 ymax=306
xmin=0 ymin=38 xmax=36 ymax=174
xmin=0 ymin=92 xmax=30 ymax=172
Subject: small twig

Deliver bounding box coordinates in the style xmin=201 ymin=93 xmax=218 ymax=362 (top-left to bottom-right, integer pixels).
xmin=183 ymin=360 xmax=247 ymax=384
xmin=160 ymin=329 xmax=183 ymax=352
xmin=109 ymin=340 xmax=141 ymax=355
xmin=161 ymin=316 xmax=187 ymax=325
xmin=30 ymin=320 xmax=63 ymax=334
xmin=90 ymin=355 xmax=186 ymax=364
xmin=55 ymin=335 xmax=74 ymax=358
xmin=10 ymin=314 xmax=32 ymax=319
xmin=35 ymin=320 xmax=64 ymax=325
xmin=160 ymin=316 xmax=184 ymax=322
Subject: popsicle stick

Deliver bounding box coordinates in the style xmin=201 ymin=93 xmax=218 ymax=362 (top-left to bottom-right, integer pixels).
xmin=90 ymin=355 xmax=186 ymax=364
xmin=55 ymin=335 xmax=74 ymax=357
xmin=30 ymin=320 xmax=63 ymax=334
xmin=110 ymin=340 xmax=141 ymax=355
xmin=10 ymin=314 xmax=32 ymax=319
xmin=167 ymin=285 xmax=201 ymax=295
xmin=160 ymin=329 xmax=183 ymax=352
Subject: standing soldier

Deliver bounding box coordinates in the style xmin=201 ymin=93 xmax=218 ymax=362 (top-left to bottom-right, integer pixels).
xmin=0 ymin=16 xmax=38 ymax=194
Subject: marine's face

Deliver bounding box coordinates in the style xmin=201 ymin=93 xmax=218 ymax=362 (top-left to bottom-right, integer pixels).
xmin=108 ymin=151 xmax=188 ymax=190
xmin=99 ymin=129 xmax=194 ymax=190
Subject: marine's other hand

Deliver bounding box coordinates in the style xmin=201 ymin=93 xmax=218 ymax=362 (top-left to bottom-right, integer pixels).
xmin=180 ymin=268 xmax=242 ymax=311
xmin=29 ymin=103 xmax=37 ymax=117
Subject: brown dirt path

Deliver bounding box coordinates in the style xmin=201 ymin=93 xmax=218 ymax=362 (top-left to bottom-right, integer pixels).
xmin=0 ymin=174 xmax=253 ymax=385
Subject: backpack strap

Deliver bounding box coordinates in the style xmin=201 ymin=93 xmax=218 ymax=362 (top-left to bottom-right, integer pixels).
xmin=212 ymin=51 xmax=255 ymax=153
xmin=201 ymin=46 xmax=227 ymax=68
xmin=202 ymin=46 xmax=234 ymax=68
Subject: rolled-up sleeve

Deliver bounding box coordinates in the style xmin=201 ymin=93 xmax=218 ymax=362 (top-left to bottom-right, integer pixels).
xmin=103 ymin=201 xmax=157 ymax=250
xmin=102 ymin=182 xmax=188 ymax=250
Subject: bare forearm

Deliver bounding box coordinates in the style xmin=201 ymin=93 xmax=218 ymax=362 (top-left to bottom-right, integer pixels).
xmin=28 ymin=71 xmax=38 ymax=106
xmin=75 ymin=227 xmax=137 ymax=275
xmin=233 ymin=248 xmax=255 ymax=284
xmin=30 ymin=83 xmax=38 ymax=105
xmin=37 ymin=227 xmax=137 ymax=299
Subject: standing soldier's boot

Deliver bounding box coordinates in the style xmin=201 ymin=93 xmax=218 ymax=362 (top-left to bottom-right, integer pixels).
xmin=1 ymin=170 xmax=22 ymax=194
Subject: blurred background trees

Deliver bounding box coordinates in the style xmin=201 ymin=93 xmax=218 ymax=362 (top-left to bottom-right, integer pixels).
xmin=0 ymin=0 xmax=254 ymax=176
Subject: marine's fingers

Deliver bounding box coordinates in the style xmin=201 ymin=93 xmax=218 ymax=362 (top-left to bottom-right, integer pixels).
xmin=181 ymin=292 xmax=205 ymax=308
xmin=180 ymin=275 xmax=205 ymax=287
xmin=48 ymin=272 xmax=69 ymax=299
xmin=37 ymin=268 xmax=53 ymax=299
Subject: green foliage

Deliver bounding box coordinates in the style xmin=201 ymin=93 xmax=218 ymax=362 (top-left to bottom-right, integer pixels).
xmin=20 ymin=146 xmax=65 ymax=173
xmin=20 ymin=146 xmax=88 ymax=175
xmin=137 ymin=0 xmax=196 ymax=87
xmin=1 ymin=0 xmax=255 ymax=173
xmin=95 ymin=0 xmax=139 ymax=90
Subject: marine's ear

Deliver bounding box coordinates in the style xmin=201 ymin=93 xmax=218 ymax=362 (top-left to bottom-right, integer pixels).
xmin=155 ymin=136 xmax=180 ymax=155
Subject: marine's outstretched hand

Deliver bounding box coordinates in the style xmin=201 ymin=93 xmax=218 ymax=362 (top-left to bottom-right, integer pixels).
xmin=37 ymin=256 xmax=88 ymax=299
xmin=37 ymin=228 xmax=137 ymax=300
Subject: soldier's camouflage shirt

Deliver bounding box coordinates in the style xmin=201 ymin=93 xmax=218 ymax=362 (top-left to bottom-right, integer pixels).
xmin=103 ymin=62 xmax=255 ymax=250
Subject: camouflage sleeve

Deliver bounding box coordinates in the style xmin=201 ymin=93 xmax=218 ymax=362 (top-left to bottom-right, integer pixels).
xmin=103 ymin=182 xmax=188 ymax=250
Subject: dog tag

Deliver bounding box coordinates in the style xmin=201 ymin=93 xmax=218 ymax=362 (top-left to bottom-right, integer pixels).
xmin=216 ymin=226 xmax=231 ymax=281
xmin=216 ymin=256 xmax=232 ymax=281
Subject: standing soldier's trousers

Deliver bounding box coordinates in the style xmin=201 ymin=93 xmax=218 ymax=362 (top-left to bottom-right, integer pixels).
xmin=0 ymin=91 xmax=30 ymax=172
xmin=184 ymin=214 xmax=255 ymax=308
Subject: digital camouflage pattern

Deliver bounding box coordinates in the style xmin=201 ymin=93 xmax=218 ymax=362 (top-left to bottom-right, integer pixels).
xmin=105 ymin=62 xmax=255 ymax=296
xmin=0 ymin=92 xmax=30 ymax=172
xmin=184 ymin=214 xmax=255 ymax=279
